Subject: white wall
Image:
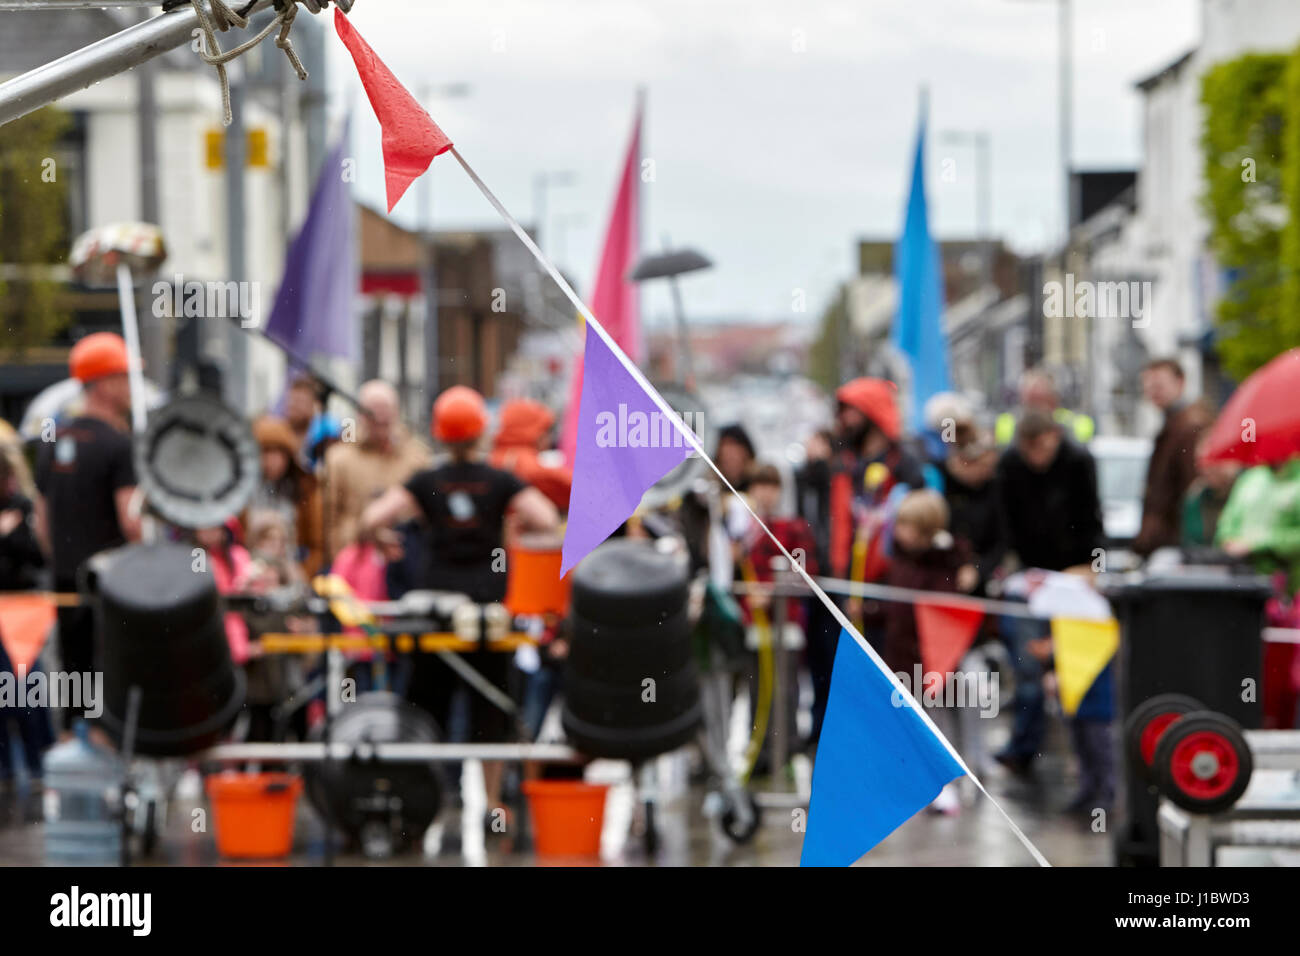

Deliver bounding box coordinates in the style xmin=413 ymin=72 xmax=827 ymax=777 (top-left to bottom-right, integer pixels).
xmin=63 ymin=68 xmax=311 ymax=413
xmin=1091 ymin=0 xmax=1300 ymax=436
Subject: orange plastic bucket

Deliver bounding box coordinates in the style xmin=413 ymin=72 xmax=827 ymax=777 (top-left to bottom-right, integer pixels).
xmin=205 ymin=772 xmax=302 ymax=859
xmin=504 ymin=535 xmax=572 ymax=616
xmin=522 ymin=781 xmax=609 ymax=858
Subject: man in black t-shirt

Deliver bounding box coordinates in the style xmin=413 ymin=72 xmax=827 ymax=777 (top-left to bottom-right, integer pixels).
xmin=360 ymin=386 xmax=559 ymax=599
xmin=402 ymin=464 xmax=527 ymax=603
xmin=360 ymin=386 xmax=558 ymax=819
xmin=34 ymin=334 xmax=142 ymax=713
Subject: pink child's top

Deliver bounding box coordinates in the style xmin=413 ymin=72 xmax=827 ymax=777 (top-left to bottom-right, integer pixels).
xmin=208 ymin=543 xmax=254 ymax=664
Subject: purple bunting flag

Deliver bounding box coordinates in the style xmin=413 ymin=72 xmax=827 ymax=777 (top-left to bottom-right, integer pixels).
xmin=265 ymin=124 xmax=358 ymax=362
xmin=560 ymin=325 xmax=694 ymax=575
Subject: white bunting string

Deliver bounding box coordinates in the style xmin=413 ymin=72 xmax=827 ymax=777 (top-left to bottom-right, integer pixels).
xmin=812 ymin=575 xmax=1045 ymax=618
xmin=449 ymin=145 xmax=1051 ymax=868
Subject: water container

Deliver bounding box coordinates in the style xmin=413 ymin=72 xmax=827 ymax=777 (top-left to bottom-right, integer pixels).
xmin=42 ymin=723 xmax=124 ymax=865
xmin=88 ymin=543 xmax=245 ymax=756
xmin=304 ymin=692 xmax=444 ymax=857
xmin=562 ymin=539 xmax=701 ymax=761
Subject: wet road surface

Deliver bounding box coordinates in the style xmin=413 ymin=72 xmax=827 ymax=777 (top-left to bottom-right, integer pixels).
xmin=0 ymin=715 xmax=1112 ymax=867
xmin=3 ymin=709 xmax=1296 ymax=866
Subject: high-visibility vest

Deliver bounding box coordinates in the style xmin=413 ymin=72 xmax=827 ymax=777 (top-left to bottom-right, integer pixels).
xmin=995 ymin=408 xmax=1095 ymax=445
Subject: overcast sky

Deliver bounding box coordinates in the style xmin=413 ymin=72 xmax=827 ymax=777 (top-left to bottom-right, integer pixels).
xmin=327 ymin=0 xmax=1200 ymax=331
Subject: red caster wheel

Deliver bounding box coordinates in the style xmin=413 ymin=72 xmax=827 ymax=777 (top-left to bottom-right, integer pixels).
xmin=1152 ymin=711 xmax=1253 ymax=814
xmin=1124 ymin=694 xmax=1205 ymax=782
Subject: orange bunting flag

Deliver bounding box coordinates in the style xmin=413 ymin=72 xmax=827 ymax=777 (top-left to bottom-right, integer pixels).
xmin=914 ymin=601 xmax=985 ymax=687
xmin=0 ymin=593 xmax=56 ymax=676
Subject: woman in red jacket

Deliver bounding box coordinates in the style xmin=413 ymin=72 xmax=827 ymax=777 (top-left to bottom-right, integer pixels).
xmin=488 ymin=399 xmax=572 ymax=512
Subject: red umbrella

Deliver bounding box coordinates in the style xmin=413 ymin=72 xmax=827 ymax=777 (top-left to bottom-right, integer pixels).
xmin=1200 ymin=348 xmax=1300 ymax=466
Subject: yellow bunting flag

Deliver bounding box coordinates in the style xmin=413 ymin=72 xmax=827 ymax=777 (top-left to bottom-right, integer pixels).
xmin=1051 ymin=617 xmax=1119 ymax=717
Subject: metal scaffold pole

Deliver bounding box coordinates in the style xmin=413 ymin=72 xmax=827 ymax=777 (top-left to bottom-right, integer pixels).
xmin=0 ymin=1 xmax=177 ymax=7
xmin=0 ymin=0 xmax=277 ymax=127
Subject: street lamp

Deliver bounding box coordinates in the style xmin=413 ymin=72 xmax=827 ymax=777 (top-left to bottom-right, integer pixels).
xmin=1008 ymin=0 xmax=1072 ymax=242
xmin=629 ymin=248 xmax=713 ymax=389
xmin=418 ymin=82 xmax=472 ymax=232
xmin=939 ymin=129 xmax=993 ymax=291
xmin=415 ymin=83 xmax=472 ymax=408
xmin=551 ymin=212 xmax=586 ymax=271
xmin=533 ymin=170 xmax=578 ymax=254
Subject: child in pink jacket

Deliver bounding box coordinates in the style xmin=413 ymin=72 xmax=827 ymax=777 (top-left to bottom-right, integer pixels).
xmin=195 ymin=521 xmax=254 ymax=665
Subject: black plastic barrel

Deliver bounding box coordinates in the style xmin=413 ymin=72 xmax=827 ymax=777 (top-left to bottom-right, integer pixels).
xmin=91 ymin=543 xmax=245 ymax=756
xmin=1101 ymin=566 xmax=1270 ymax=866
xmin=304 ymin=692 xmax=443 ymax=857
xmin=562 ymin=539 xmax=701 ymax=761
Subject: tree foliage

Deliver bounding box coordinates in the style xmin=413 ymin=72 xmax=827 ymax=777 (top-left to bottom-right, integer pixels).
xmin=1200 ymin=52 xmax=1298 ymax=380
xmin=808 ymin=283 xmax=849 ymax=393
xmin=0 ymin=106 xmax=71 ymax=355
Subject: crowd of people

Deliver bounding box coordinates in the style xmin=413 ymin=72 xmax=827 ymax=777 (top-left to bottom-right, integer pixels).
xmin=0 ymin=334 xmax=573 ymax=826
xmin=677 ymin=355 xmax=1300 ymax=816
xmin=2 ymin=329 xmax=1299 ymax=833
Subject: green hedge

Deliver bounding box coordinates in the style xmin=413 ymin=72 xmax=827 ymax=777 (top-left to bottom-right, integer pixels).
xmin=1201 ymin=51 xmax=1300 ymax=380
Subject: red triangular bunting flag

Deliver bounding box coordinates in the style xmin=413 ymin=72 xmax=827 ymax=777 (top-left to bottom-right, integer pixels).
xmin=334 ymin=9 xmax=453 ymax=212
xmin=914 ymin=601 xmax=984 ymax=683
xmin=0 ymin=594 xmax=56 ymax=676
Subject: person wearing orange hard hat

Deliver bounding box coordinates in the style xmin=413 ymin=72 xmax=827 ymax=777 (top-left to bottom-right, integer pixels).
xmin=489 ymin=398 xmax=572 ymax=512
xmin=360 ymin=385 xmax=559 ymax=824
xmin=32 ymin=332 xmax=143 ymax=728
xmin=431 ymin=384 xmax=490 ymax=444
xmin=69 ymin=331 xmax=132 ymax=387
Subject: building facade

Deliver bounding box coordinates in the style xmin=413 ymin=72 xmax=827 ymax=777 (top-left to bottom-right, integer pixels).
xmin=0 ymin=7 xmax=330 ymax=422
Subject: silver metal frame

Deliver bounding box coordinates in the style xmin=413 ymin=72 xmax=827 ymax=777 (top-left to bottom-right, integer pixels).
xmin=0 ymin=2 xmax=175 ymax=8
xmin=200 ymin=742 xmax=583 ymax=763
xmin=0 ymin=0 xmax=278 ymax=126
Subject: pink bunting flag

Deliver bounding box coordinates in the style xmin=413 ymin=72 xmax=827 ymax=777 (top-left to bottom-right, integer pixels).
xmin=559 ymin=99 xmax=643 ymax=465
xmin=334 ymin=10 xmax=453 ymax=212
